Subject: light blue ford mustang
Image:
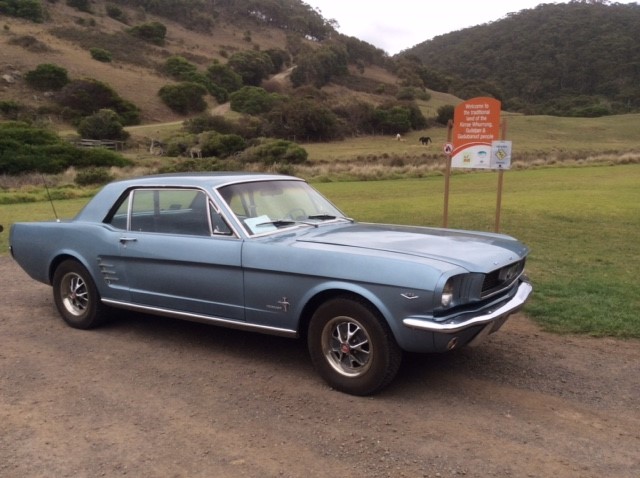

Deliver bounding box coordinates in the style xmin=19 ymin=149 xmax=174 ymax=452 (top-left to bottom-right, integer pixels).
xmin=10 ymin=173 xmax=532 ymax=395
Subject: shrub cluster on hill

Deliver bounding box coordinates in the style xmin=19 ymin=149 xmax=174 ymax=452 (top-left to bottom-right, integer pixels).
xmin=0 ymin=122 xmax=131 ymax=175
xmin=0 ymin=0 xmax=45 ymax=22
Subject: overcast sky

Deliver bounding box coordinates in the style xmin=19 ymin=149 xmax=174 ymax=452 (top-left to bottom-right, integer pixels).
xmin=303 ymin=0 xmax=637 ymax=55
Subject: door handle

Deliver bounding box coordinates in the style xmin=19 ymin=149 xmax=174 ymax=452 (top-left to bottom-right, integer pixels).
xmin=119 ymin=237 xmax=138 ymax=244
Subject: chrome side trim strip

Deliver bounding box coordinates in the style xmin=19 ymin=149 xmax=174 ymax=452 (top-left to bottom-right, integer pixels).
xmin=403 ymin=281 xmax=532 ymax=333
xmin=101 ymin=299 xmax=298 ymax=338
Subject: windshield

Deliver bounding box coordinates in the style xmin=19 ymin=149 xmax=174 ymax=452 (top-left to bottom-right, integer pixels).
xmin=217 ymin=180 xmax=346 ymax=235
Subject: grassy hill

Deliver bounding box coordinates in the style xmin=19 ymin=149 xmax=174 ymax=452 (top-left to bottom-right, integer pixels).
xmin=1 ymin=0 xmax=639 ymax=178
xmin=1 ymin=0 xmax=400 ymax=125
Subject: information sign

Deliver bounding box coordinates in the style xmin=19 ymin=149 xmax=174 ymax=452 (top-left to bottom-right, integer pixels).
xmin=451 ymin=97 xmax=501 ymax=169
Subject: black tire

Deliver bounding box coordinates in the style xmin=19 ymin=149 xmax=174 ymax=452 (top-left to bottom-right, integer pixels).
xmin=52 ymin=260 xmax=107 ymax=329
xmin=307 ymin=296 xmax=402 ymax=396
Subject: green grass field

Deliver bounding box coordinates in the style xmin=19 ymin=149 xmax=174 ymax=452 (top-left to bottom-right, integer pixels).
xmin=2 ymin=164 xmax=638 ymax=338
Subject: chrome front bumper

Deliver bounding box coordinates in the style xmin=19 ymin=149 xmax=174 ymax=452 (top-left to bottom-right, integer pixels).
xmin=402 ymin=281 xmax=533 ymax=334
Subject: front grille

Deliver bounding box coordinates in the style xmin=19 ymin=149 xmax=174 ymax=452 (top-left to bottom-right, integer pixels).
xmin=481 ymin=259 xmax=525 ymax=298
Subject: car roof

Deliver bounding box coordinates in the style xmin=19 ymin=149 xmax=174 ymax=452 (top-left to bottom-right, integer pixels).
xmin=74 ymin=172 xmax=302 ymax=222
xmin=110 ymin=172 xmax=300 ymax=189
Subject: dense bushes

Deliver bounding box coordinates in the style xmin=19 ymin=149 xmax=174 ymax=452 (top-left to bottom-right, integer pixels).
xmin=226 ymin=50 xmax=275 ymax=86
xmin=240 ymin=139 xmax=307 ymax=165
xmin=77 ymin=109 xmax=130 ymax=140
xmin=0 ymin=0 xmax=45 ymax=22
xmin=128 ymin=22 xmax=167 ymax=45
xmin=199 ymin=132 xmax=246 ymax=158
xmin=158 ymin=82 xmax=208 ymax=114
xmin=230 ymin=87 xmax=277 ymax=115
xmin=163 ymin=56 xmax=228 ymax=103
xmin=25 ymin=64 xmax=70 ymax=91
xmin=89 ymin=47 xmax=112 ymax=62
xmin=436 ymin=105 xmax=455 ymax=125
xmin=55 ymin=78 xmax=140 ymax=125
xmin=0 ymin=122 xmax=131 ymax=175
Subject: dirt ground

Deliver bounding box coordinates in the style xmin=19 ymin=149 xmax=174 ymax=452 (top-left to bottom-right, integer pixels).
xmin=1 ymin=255 xmax=638 ymax=478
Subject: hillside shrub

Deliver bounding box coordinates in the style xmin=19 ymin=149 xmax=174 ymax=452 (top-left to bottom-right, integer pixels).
xmin=165 ymin=56 xmax=196 ymax=78
xmin=206 ymin=61 xmax=243 ymax=94
xmin=105 ymin=4 xmax=127 ymax=23
xmin=0 ymin=0 xmax=45 ymax=22
xmin=227 ymin=50 xmax=274 ymax=86
xmin=165 ymin=62 xmax=227 ymax=102
xmin=200 ymin=133 xmax=246 ymax=158
xmin=8 ymin=34 xmax=51 ymax=52
xmin=75 ymin=167 xmax=114 ymax=186
xmin=331 ymin=100 xmax=375 ymax=136
xmin=230 ymin=86 xmax=276 ymax=115
xmin=89 ymin=47 xmax=112 ymax=62
xmin=158 ymin=82 xmax=208 ymax=114
xmin=184 ymin=114 xmax=238 ymax=135
xmin=0 ymin=100 xmax=22 ymax=119
xmin=436 ymin=104 xmax=455 ymax=125
xmin=158 ymin=158 xmax=230 ymax=174
xmin=264 ymin=97 xmax=341 ymax=142
xmin=66 ymin=0 xmax=91 ymax=13
xmin=241 ymin=139 xmax=307 ymax=165
xmin=290 ymin=44 xmax=349 ymax=88
xmin=128 ymin=21 xmax=166 ymax=45
xmin=55 ymin=78 xmax=140 ymax=125
xmin=25 ymin=64 xmax=70 ymax=91
xmin=0 ymin=121 xmax=131 ymax=174
xmin=77 ymin=109 xmax=130 ymax=140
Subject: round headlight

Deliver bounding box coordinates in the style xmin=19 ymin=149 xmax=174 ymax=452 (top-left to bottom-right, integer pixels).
xmin=441 ymin=281 xmax=454 ymax=307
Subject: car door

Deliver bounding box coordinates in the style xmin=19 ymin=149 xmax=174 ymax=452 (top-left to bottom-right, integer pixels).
xmin=113 ymin=188 xmax=245 ymax=321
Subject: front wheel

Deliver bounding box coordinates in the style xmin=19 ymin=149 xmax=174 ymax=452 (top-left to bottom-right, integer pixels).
xmin=52 ymin=260 xmax=107 ymax=329
xmin=308 ymin=296 xmax=402 ymax=395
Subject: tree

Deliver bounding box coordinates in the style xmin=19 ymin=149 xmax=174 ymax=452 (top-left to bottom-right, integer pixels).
xmin=229 ymin=87 xmax=276 ymax=115
xmin=373 ymin=106 xmax=412 ymax=134
xmin=264 ymin=97 xmax=341 ymax=142
xmin=158 ymin=82 xmax=208 ymax=114
xmin=206 ymin=61 xmax=243 ymax=94
xmin=436 ymin=105 xmax=455 ymax=125
xmin=227 ymin=50 xmax=274 ymax=86
xmin=290 ymin=44 xmax=349 ymax=88
xmin=77 ymin=109 xmax=129 ymax=140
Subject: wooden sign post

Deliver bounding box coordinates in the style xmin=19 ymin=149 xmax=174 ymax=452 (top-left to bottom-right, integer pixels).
xmin=443 ymin=97 xmax=512 ymax=231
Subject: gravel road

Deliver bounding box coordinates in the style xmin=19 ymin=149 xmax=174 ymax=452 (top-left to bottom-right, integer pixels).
xmin=1 ymin=256 xmax=638 ymax=477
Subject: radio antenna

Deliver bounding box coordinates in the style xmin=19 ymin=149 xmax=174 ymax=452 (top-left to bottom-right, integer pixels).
xmin=41 ymin=173 xmax=60 ymax=222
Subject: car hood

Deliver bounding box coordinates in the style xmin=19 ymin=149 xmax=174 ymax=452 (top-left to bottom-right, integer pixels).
xmin=295 ymin=222 xmax=529 ymax=272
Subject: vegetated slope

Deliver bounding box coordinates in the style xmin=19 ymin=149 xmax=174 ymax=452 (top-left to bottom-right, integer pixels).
xmin=403 ymin=2 xmax=640 ymax=117
xmin=0 ymin=0 xmax=393 ymax=125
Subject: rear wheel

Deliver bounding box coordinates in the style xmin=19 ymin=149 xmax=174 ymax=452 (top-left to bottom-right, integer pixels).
xmin=52 ymin=260 xmax=107 ymax=329
xmin=308 ymin=296 xmax=402 ymax=395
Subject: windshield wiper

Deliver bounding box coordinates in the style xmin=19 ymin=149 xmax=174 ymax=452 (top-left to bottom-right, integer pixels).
xmin=307 ymin=214 xmax=336 ymax=220
xmin=256 ymin=219 xmax=297 ymax=228
xmin=307 ymin=214 xmax=354 ymax=222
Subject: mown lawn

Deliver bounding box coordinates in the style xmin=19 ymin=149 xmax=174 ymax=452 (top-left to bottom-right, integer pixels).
xmin=316 ymin=164 xmax=640 ymax=338
xmin=2 ymin=164 xmax=638 ymax=337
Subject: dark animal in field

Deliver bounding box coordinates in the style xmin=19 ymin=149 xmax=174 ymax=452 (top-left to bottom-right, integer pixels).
xmin=419 ymin=136 xmax=432 ymax=145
